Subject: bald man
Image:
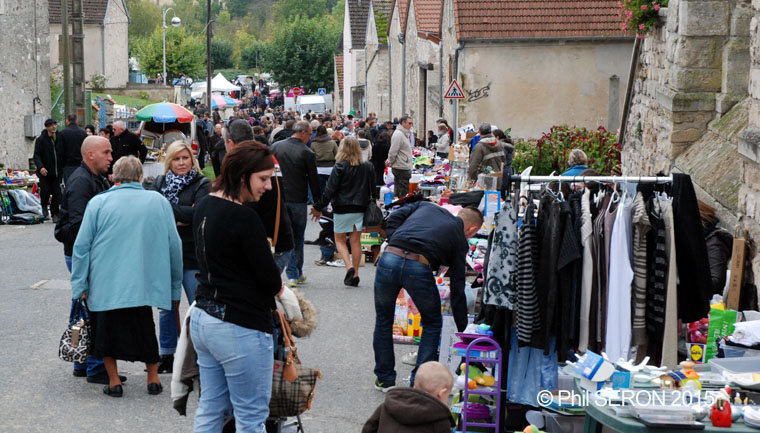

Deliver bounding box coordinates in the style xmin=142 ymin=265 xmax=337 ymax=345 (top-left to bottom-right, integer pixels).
xmin=55 ymin=135 xmax=116 ymax=383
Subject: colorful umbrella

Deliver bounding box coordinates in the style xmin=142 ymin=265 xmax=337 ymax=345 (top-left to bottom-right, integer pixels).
xmin=210 ymin=94 xmax=228 ymax=109
xmin=135 ymin=102 xmax=194 ymax=123
xmin=223 ymin=95 xmax=242 ymax=106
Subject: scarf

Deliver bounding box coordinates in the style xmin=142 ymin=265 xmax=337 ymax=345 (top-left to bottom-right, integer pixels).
xmin=161 ymin=169 xmax=197 ymax=204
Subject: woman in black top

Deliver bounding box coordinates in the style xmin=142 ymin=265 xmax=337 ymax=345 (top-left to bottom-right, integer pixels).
xmin=151 ymin=140 xmax=210 ymax=373
xmin=190 ymin=141 xmax=283 ymax=431
xmin=312 ymin=136 xmax=376 ymax=287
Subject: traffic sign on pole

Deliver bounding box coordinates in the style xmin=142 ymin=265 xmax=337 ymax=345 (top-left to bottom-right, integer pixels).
xmin=318 ymin=88 xmax=326 ymax=95
xmin=444 ymin=80 xmax=465 ymax=99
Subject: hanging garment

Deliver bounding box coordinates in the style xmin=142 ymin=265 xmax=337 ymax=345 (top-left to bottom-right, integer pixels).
xmin=556 ymin=199 xmax=583 ymax=361
xmin=605 ymin=195 xmax=634 ymax=362
xmin=645 ymin=197 xmax=667 ymax=365
xmin=662 ymin=198 xmax=679 ymax=369
xmin=532 ymin=193 xmax=562 ymax=353
xmin=588 ymin=193 xmax=609 ymax=353
xmin=484 ymin=197 xmax=518 ymax=308
xmin=507 ymin=327 xmax=558 ymax=407
xmin=671 ymin=174 xmax=712 ymax=322
xmin=516 ymin=202 xmax=539 ymax=346
xmin=630 ymin=193 xmax=651 ymax=349
xmin=599 ymin=198 xmax=618 ymax=350
xmin=578 ymin=188 xmax=594 ymax=352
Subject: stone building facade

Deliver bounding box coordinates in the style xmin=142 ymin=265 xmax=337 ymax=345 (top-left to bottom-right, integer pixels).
xmin=365 ymin=0 xmax=391 ymax=118
xmin=438 ymin=0 xmax=633 ymax=139
xmin=0 ymin=0 xmax=52 ymax=169
xmin=49 ymin=0 xmax=130 ymax=89
xmin=403 ymin=0 xmax=441 ymax=139
xmin=388 ymin=0 xmax=409 ymax=119
xmin=622 ymin=0 xmax=760 ymax=291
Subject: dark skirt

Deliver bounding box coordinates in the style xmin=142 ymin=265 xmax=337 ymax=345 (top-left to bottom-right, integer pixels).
xmin=90 ymin=306 xmax=160 ymax=364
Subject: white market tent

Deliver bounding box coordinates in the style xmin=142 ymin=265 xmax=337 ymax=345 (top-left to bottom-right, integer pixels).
xmin=190 ymin=73 xmax=241 ymax=98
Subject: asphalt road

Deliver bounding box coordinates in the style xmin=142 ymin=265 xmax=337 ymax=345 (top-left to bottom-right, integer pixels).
xmin=0 ymin=216 xmax=416 ymax=432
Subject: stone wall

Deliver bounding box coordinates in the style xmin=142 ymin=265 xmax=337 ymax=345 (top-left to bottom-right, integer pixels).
xmin=0 ymin=0 xmax=52 ymax=169
xmin=625 ymin=0 xmax=760 ymax=293
xmin=100 ymin=84 xmax=174 ymax=103
xmin=623 ymin=0 xmax=751 ymax=175
xmin=739 ymin=0 xmax=760 ymax=290
xmin=366 ymin=46 xmax=390 ymax=117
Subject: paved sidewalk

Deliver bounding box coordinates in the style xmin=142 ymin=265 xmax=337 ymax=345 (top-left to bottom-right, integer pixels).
xmin=0 ymin=217 xmax=415 ymax=432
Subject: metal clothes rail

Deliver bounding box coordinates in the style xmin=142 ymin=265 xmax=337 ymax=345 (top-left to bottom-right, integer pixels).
xmin=509 ymin=175 xmax=673 ymax=184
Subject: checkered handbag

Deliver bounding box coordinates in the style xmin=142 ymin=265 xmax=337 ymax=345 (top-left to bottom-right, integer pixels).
xmin=269 ymin=311 xmax=322 ymax=417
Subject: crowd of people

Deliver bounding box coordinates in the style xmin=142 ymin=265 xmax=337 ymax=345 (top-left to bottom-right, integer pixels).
xmin=30 ymin=101 xmax=502 ymax=432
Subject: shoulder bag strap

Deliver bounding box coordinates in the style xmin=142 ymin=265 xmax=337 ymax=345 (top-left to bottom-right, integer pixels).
xmin=272 ymin=175 xmax=281 ymax=247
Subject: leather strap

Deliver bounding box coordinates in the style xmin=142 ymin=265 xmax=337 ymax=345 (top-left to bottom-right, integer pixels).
xmin=276 ymin=310 xmax=299 ymax=383
xmin=385 ymin=246 xmax=430 ymax=266
xmin=272 ymin=174 xmax=281 ymax=247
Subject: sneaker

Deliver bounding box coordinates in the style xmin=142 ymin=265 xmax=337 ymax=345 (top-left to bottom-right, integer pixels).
xmin=297 ymin=275 xmax=307 ymax=284
xmin=374 ymin=377 xmax=396 ymax=392
xmin=287 ymin=279 xmax=298 ymax=288
xmin=327 ymin=259 xmax=345 ymax=267
xmin=314 ymin=258 xmax=329 ymax=266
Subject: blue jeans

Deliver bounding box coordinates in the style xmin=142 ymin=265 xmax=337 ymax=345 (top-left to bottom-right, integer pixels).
xmin=320 ymin=244 xmax=335 ymax=260
xmin=190 ymin=308 xmax=274 ymax=433
xmin=373 ymin=253 xmax=442 ymax=386
xmin=318 ymin=174 xmax=330 ymax=196
xmin=159 ymin=269 xmax=199 ymax=355
xmin=274 ymin=250 xmax=292 ymax=275
xmin=285 ymin=202 xmax=307 ymax=281
xmin=66 ymin=254 xmax=106 ymax=377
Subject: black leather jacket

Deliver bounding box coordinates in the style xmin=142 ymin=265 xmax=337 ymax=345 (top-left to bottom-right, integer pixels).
xmin=152 ymin=172 xmax=211 ymax=269
xmin=314 ymin=161 xmax=376 ymax=214
xmin=55 ymin=162 xmax=110 ymax=256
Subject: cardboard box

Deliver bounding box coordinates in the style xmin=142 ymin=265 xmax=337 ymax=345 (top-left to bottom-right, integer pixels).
xmin=574 ymin=351 xmax=615 ymax=392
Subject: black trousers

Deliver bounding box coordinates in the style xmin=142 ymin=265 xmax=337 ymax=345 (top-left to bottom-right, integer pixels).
xmin=38 ymin=174 xmax=61 ymax=216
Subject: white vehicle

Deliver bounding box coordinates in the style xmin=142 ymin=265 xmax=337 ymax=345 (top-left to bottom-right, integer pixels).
xmin=294 ymin=95 xmax=327 ymax=115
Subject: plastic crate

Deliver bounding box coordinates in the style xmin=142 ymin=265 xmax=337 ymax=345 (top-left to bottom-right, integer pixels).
xmin=708 ymin=356 xmax=760 ymax=375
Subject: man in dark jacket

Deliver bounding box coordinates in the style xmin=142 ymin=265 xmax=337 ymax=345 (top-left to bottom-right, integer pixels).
xmin=226 ymin=119 xmax=294 ymax=273
xmin=59 ymin=114 xmax=88 ymax=183
xmin=111 ymin=120 xmax=147 ymax=164
xmin=272 ymin=119 xmax=295 ymax=143
xmin=33 ymin=118 xmax=62 ymax=221
xmin=55 ymin=135 xmax=123 ymax=384
xmin=362 ymin=361 xmax=455 ymax=432
xmin=272 ymin=121 xmax=321 ymax=287
xmin=372 ymin=203 xmax=482 ymax=390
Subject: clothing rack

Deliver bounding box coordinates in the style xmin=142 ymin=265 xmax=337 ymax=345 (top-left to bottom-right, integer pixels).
xmin=508 ymin=174 xmax=673 ymax=184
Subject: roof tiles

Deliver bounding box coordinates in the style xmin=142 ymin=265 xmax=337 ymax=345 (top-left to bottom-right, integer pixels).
xmin=49 ymin=0 xmax=111 ymax=25
xmin=453 ymin=0 xmax=631 ymax=40
xmin=414 ymin=0 xmax=442 ymax=34
xmin=388 ymin=0 xmax=411 ymax=35
xmin=335 ymin=55 xmax=344 ymax=90
xmin=348 ymin=0 xmax=371 ymax=48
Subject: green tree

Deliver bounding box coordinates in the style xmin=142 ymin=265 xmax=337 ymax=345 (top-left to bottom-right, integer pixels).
xmin=134 ymin=26 xmax=206 ymax=81
xmin=272 ymin=0 xmax=328 ymax=23
xmin=261 ymin=14 xmax=340 ymax=91
xmin=225 ymin=0 xmax=253 ymax=15
xmin=211 ymin=38 xmax=235 ymax=69
xmin=126 ymin=0 xmax=161 ymax=51
xmin=240 ymin=38 xmax=266 ymax=70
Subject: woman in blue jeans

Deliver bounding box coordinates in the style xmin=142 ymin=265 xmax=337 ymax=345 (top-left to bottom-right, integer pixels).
xmin=151 ymin=141 xmax=210 ymax=373
xmin=191 ymin=141 xmax=284 ymax=432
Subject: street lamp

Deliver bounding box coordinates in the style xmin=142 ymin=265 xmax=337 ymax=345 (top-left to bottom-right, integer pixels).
xmin=162 ymin=8 xmax=181 ymax=86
